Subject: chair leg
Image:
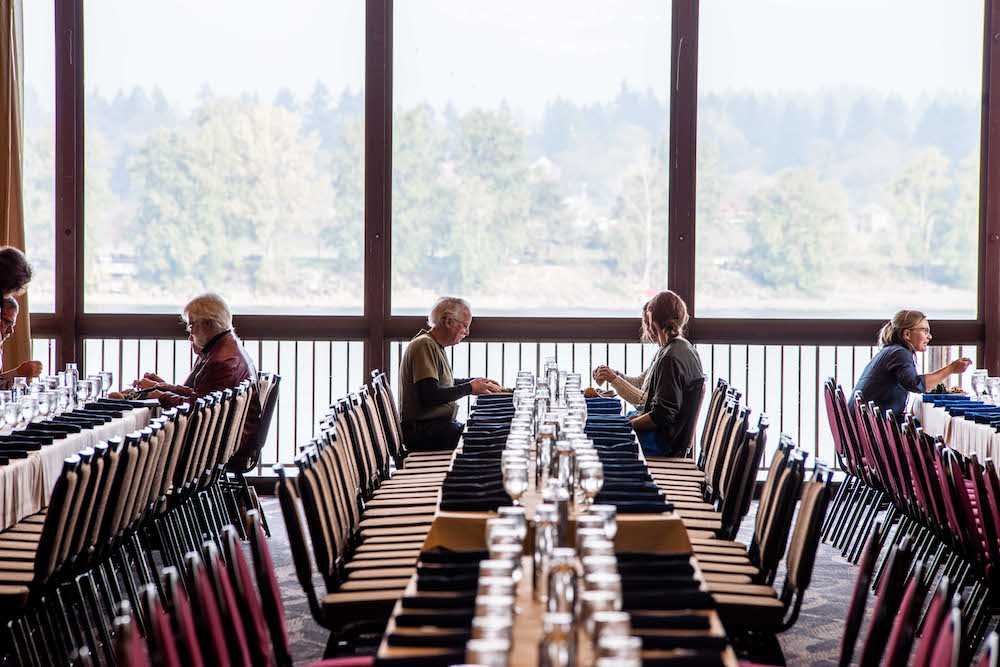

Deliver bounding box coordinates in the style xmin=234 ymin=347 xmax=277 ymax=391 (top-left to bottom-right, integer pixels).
xmin=84 ymin=571 xmax=117 ymax=667
xmin=72 ymin=575 xmax=103 ymax=665
xmin=823 ymin=475 xmax=854 ymax=538
xmin=833 ymin=486 xmax=871 ymax=551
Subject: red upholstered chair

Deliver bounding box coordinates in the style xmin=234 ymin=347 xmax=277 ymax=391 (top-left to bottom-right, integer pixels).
xmin=857 ymin=537 xmax=913 ymax=666
xmin=929 ymin=606 xmax=963 ymax=667
xmin=160 ymin=566 xmax=205 ymax=667
xmin=139 ymin=584 xmax=181 ymax=667
xmin=838 ymin=521 xmax=883 ymax=667
xmin=223 ymin=525 xmax=275 ymax=667
xmin=185 ymin=551 xmax=232 ymax=666
xmin=912 ymin=578 xmax=956 ymax=667
xmin=976 ymin=632 xmax=998 ymax=667
xmin=882 ymin=561 xmax=928 ymax=667
xmin=203 ymin=541 xmax=254 ymax=667
xmin=246 ymin=510 xmax=293 ymax=667
xmin=113 ymin=602 xmax=151 ymax=667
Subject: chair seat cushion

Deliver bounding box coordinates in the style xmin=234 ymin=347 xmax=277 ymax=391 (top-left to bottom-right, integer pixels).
xmin=345 ymin=567 xmax=415 ymax=580
xmin=714 ymin=593 xmax=785 ymax=629
xmin=359 ymin=515 xmax=434 ymax=530
xmin=363 ymin=505 xmax=438 ymax=519
xmin=344 ymin=558 xmax=418 ymax=571
xmin=338 ymin=578 xmax=412 ymax=592
xmin=0 ymin=584 xmax=29 ymax=608
xmin=698 ymin=562 xmax=759 ymax=576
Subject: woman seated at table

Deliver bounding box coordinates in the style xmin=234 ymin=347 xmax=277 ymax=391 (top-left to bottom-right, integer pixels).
xmin=593 ymin=300 xmax=654 ymax=408
xmin=851 ymin=309 xmax=971 ymax=418
xmin=399 ymin=296 xmax=502 ymax=451
xmin=628 ymin=290 xmax=705 ymax=457
xmin=123 ymin=293 xmax=262 ymax=469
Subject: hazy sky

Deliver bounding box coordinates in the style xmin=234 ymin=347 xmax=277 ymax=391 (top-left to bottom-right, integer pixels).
xmin=22 ymin=1 xmax=984 ymax=118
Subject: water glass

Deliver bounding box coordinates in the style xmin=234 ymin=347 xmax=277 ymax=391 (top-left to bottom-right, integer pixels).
xmin=579 ymin=461 xmax=605 ymax=506
xmin=583 ymin=572 xmax=623 ymax=610
xmin=471 ymin=615 xmax=513 ymax=642
xmin=591 ymin=611 xmax=631 ymax=649
xmin=87 ymin=376 xmax=103 ymax=401
xmin=581 ymin=590 xmax=619 ymax=634
xmin=486 ymin=519 xmax=519 ymax=546
xmin=474 ymin=594 xmax=515 ymax=620
xmin=539 ymin=612 xmax=576 ymax=667
xmin=479 ymin=559 xmax=516 ymax=579
xmin=597 ymin=635 xmax=642 ymax=661
xmin=11 ymin=376 xmax=27 ymax=400
xmin=74 ymin=380 xmax=90 ymax=406
xmin=477 ymin=576 xmax=516 ymax=598
xmin=581 ymin=555 xmax=619 ymax=576
xmin=971 ymin=369 xmax=988 ymax=399
xmin=56 ymin=387 xmax=70 ymax=413
xmin=488 ymin=544 xmax=523 ymax=583
xmin=989 ymin=377 xmax=1000 ymax=404
xmin=18 ymin=396 xmax=36 ymax=426
xmin=502 ymin=463 xmax=529 ymax=505
xmin=35 ymin=390 xmax=50 ymax=417
xmin=581 ymin=538 xmax=616 ymax=559
xmin=589 ymin=505 xmax=618 ymax=541
xmin=99 ymin=371 xmax=114 ymax=396
xmin=3 ymin=398 xmax=17 ymax=428
xmin=497 ymin=506 xmax=527 ymax=543
xmin=576 ymin=528 xmax=607 ymax=553
xmin=466 ymin=637 xmax=511 ymax=667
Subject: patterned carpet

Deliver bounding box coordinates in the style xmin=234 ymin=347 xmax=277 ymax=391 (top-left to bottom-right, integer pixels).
xmin=259 ymin=498 xmax=859 ymax=666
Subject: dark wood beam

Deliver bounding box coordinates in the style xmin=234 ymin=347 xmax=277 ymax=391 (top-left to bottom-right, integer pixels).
xmin=980 ymin=0 xmax=1000 ymax=372
xmin=364 ymin=0 xmax=391 ymax=381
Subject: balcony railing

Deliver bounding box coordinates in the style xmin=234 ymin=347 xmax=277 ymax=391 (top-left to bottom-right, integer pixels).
xmin=74 ymin=336 xmax=976 ymax=473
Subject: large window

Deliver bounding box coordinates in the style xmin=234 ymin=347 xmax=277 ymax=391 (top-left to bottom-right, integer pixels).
xmin=696 ymin=1 xmax=983 ymax=319
xmin=391 ymin=1 xmax=670 ymax=317
xmin=83 ymin=1 xmax=365 ymax=314
xmin=22 ymin=0 xmax=56 ymax=312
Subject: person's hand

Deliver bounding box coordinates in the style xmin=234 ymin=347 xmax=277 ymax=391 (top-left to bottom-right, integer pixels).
xmin=593 ymin=365 xmax=617 ymax=383
xmin=143 ymin=372 xmax=165 ymax=383
xmin=951 ymin=357 xmax=973 ymax=374
xmin=483 ymin=379 xmax=504 ymax=393
xmin=14 ymin=360 xmax=42 ymax=379
xmin=133 ymin=377 xmax=158 ymax=390
xmin=469 ymin=378 xmax=500 ymax=395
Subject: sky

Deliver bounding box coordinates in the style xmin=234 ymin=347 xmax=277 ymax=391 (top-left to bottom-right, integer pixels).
xmin=21 ymin=1 xmax=985 ymax=118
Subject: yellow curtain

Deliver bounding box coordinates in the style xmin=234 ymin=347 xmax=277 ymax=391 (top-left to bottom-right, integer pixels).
xmin=0 ymin=0 xmax=31 ymax=371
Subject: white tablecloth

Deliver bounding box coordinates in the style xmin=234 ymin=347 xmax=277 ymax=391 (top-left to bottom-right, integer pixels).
xmin=913 ymin=400 xmax=1000 ymax=461
xmin=0 ymin=407 xmax=151 ymax=531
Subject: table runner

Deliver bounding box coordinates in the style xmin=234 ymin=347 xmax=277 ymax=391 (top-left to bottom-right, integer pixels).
xmin=0 ymin=406 xmax=152 ymax=530
xmin=913 ymin=396 xmax=1000 ymax=461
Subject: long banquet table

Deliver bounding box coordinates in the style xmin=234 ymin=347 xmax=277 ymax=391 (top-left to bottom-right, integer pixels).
xmin=375 ymin=393 xmax=737 ymax=666
xmin=0 ymin=402 xmax=155 ymax=530
xmin=912 ymin=395 xmax=1000 ymax=460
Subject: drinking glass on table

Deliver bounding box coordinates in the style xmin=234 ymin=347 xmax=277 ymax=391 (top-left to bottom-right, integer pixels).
xmin=589 ymin=505 xmax=618 ymax=541
xmin=971 ymin=369 xmax=989 ymax=400
xmin=12 ymin=376 xmax=27 ymax=400
xmin=99 ymin=371 xmax=114 ymax=397
xmin=56 ymin=387 xmax=70 ymax=413
xmin=35 ymin=390 xmax=50 ymax=418
xmin=74 ymin=380 xmax=90 ymax=406
xmin=502 ymin=463 xmax=529 ymax=505
xmin=87 ymin=376 xmax=103 ymax=401
xmin=497 ymin=506 xmax=527 ymax=543
xmin=988 ymin=377 xmax=1000 ymax=405
xmin=579 ymin=461 xmax=605 ymax=507
xmin=17 ymin=396 xmax=35 ymax=426
xmin=465 ymin=637 xmax=510 ymax=667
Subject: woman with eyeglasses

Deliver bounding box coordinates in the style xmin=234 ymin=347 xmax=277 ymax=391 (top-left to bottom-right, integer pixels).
xmin=850 ymin=309 xmax=971 ymax=418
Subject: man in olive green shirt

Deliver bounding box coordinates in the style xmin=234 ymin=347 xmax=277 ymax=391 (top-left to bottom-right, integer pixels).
xmin=399 ymin=297 xmax=502 ymax=451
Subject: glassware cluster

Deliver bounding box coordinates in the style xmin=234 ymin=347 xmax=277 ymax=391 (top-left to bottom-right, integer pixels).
xmin=466 ymin=364 xmax=641 ymax=667
xmin=0 ymin=365 xmax=113 ymax=429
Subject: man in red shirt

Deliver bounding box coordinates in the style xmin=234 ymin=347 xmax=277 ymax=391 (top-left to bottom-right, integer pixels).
xmin=135 ymin=293 xmax=262 ymax=470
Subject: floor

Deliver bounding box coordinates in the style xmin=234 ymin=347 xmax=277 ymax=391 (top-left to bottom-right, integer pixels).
xmin=260 ymin=498 xmax=858 ymax=666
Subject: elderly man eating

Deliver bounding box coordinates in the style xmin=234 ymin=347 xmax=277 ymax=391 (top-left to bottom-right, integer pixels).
xmin=398 ymin=296 xmax=502 ymax=451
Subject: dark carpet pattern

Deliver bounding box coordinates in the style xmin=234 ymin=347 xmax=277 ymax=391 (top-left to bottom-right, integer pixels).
xmin=260 ymin=498 xmax=858 ymax=666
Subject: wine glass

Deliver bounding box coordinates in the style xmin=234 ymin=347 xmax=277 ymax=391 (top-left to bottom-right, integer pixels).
xmin=12 ymin=377 xmax=27 ymax=400
xmin=502 ymin=463 xmax=529 ymax=505
xmin=579 ymin=461 xmax=605 ymax=507
xmin=497 ymin=506 xmax=527 ymax=543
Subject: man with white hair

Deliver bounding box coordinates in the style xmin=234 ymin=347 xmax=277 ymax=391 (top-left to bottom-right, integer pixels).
xmin=132 ymin=293 xmax=262 ymax=469
xmin=398 ymin=296 xmax=502 ymax=451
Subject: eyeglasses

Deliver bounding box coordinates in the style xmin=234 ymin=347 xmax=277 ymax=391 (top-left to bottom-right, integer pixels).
xmin=908 ymin=326 xmax=931 ymax=335
xmin=184 ymin=319 xmax=204 ymax=333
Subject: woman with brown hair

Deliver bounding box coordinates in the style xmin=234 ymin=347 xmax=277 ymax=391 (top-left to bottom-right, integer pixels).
xmin=628 ymin=290 xmax=705 ymax=456
xmin=851 ymin=309 xmax=971 ymax=417
xmin=592 ymin=300 xmax=655 ymax=407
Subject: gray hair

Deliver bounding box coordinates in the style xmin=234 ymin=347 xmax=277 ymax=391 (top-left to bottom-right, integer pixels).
xmin=1 ymin=296 xmax=18 ymax=312
xmin=428 ymin=296 xmax=471 ymax=328
xmin=182 ymin=293 xmax=233 ymax=332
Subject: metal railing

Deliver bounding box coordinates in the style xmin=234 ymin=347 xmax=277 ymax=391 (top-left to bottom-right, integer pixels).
xmin=73 ymin=336 xmax=976 ymax=473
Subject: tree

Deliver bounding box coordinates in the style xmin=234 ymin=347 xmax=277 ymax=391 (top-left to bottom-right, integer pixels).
xmin=887 ymin=147 xmax=951 ymax=279
xmin=744 ymin=168 xmax=848 ymax=291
